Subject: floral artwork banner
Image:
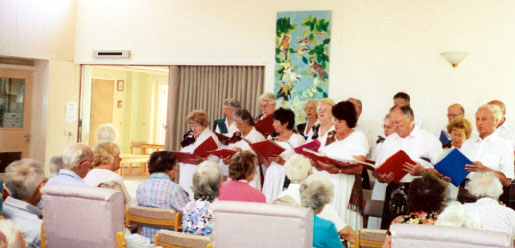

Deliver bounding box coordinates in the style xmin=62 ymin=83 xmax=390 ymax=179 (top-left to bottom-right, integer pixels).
xmin=274 ymin=10 xmax=331 ymax=123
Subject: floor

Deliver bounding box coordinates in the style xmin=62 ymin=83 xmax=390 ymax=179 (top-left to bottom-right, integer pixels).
xmin=121 ymin=171 xmax=149 ymax=200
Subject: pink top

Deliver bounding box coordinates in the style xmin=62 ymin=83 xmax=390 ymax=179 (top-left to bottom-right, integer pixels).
xmin=218 ymin=180 xmax=266 ymax=203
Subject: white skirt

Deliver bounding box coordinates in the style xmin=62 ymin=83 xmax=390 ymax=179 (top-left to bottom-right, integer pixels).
xmin=262 ymin=162 xmax=285 ymax=203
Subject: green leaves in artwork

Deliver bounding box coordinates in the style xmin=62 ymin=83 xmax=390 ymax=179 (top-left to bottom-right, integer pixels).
xmin=316 ymin=87 xmax=323 ymax=92
xmin=276 ymin=57 xmax=281 ymax=63
xmin=289 ymin=48 xmax=295 ymax=53
xmin=323 ymin=38 xmax=330 ymax=44
xmin=302 ymin=57 xmax=308 ymax=64
xmin=302 ymin=16 xmax=330 ymax=34
xmin=316 ymin=19 xmax=330 ymax=32
xmin=276 ymin=17 xmax=296 ymax=37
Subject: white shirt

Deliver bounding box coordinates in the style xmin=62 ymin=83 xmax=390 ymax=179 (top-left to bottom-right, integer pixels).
xmin=495 ymin=119 xmax=515 ymax=150
xmin=460 ymin=132 xmax=514 ymax=179
xmin=463 ymin=198 xmax=515 ymax=236
xmin=228 ymin=127 xmax=265 ymax=151
xmin=181 ymin=128 xmax=220 ymax=159
xmin=277 ymin=184 xmax=346 ymax=231
xmin=375 ymin=126 xmax=443 ymax=182
xmin=314 ymin=125 xmax=335 ymax=147
xmin=84 ymin=168 xmax=133 ymax=205
xmin=215 ymin=118 xmax=238 ymax=137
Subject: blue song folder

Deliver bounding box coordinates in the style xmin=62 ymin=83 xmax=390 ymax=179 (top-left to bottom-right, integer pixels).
xmin=439 ymin=130 xmax=452 ymax=146
xmin=434 ymin=148 xmax=472 ymax=187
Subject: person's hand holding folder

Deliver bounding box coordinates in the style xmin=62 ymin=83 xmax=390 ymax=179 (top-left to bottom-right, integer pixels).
xmin=373 ymin=171 xmax=394 ymax=183
xmin=465 ymin=161 xmax=490 ymax=173
xmin=267 ymin=155 xmax=285 ymax=165
xmin=315 ymin=160 xmax=339 ymax=174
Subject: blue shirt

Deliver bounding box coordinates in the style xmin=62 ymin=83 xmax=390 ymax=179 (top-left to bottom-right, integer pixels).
xmin=313 ymin=215 xmax=344 ymax=248
xmin=3 ymin=196 xmax=43 ymax=248
xmin=46 ymin=169 xmax=87 ymax=186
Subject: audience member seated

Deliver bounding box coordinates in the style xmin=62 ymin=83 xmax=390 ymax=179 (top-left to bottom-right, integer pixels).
xmin=463 ymin=172 xmax=515 ymax=235
xmin=182 ymin=161 xmax=221 ymax=236
xmin=382 ymin=173 xmax=448 ymax=248
xmin=84 ymin=141 xmax=131 ymax=204
xmin=218 ymin=151 xmax=266 ymax=203
xmin=46 ymin=143 xmax=93 ymax=186
xmin=136 ymin=151 xmax=190 ymax=242
xmin=272 ymin=195 xmax=300 ymax=207
xmin=3 ymin=159 xmax=46 ymax=248
xmin=98 ymin=181 xmax=158 ymax=248
xmin=48 ymin=155 xmax=64 ymax=177
xmin=435 ymin=201 xmax=481 ymax=229
xmin=0 ymin=219 xmax=26 ymax=248
xmin=299 ymin=174 xmax=344 ymax=248
xmin=278 ymin=154 xmax=355 ymax=241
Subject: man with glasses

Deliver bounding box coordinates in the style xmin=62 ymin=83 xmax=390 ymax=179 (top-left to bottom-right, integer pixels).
xmin=373 ymin=105 xmax=443 ymax=229
xmin=46 ymin=143 xmax=93 ymax=186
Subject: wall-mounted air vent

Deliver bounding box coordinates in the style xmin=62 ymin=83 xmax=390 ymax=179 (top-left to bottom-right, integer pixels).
xmin=93 ymin=50 xmax=131 ymax=59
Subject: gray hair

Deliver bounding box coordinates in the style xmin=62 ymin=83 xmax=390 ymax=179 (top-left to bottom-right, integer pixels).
xmin=299 ymin=174 xmax=334 ymax=211
xmin=258 ymin=92 xmax=275 ymax=103
xmin=233 ymin=109 xmax=255 ymax=127
xmin=0 ymin=220 xmax=24 ymax=248
xmin=223 ymin=98 xmax=241 ymax=109
xmin=5 ymin=159 xmax=46 ymax=199
xmin=465 ymin=172 xmax=503 ymax=199
xmin=435 ymin=201 xmax=481 ymax=229
xmin=49 ymin=155 xmax=64 ymax=177
xmin=63 ymin=143 xmax=92 ymax=169
xmin=347 ymin=98 xmax=362 ymax=109
xmin=479 ymin=104 xmax=502 ymax=123
xmin=92 ymin=141 xmax=120 ymax=167
xmin=304 ymin=99 xmax=318 ymax=109
xmin=390 ymin=105 xmax=415 ymax=119
xmin=272 ymin=195 xmax=300 ymax=207
xmin=193 ymin=160 xmax=222 ymax=201
xmin=284 ymin=154 xmax=312 ymax=184
xmin=98 ymin=181 xmax=130 ymax=205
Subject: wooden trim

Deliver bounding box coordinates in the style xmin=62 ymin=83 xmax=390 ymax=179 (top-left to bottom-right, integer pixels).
xmin=127 ymin=215 xmax=175 ymax=227
xmin=41 ymin=224 xmax=46 ymax=248
xmin=116 ymin=231 xmax=127 ymax=248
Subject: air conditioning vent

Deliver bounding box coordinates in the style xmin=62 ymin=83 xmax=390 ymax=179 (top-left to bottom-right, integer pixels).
xmin=93 ymin=50 xmax=131 ymax=59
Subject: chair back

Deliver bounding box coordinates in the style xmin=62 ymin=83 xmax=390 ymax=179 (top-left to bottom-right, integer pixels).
xmin=349 ymin=229 xmax=386 ymax=248
xmin=41 ymin=184 xmax=124 ymax=248
xmin=390 ymin=224 xmax=513 ymax=248
xmin=126 ymin=206 xmax=181 ymax=233
xmin=155 ymin=230 xmax=211 ymax=248
xmin=211 ymin=201 xmax=313 ymax=248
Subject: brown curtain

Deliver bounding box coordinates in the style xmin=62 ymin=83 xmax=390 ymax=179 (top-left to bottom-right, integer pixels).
xmin=165 ymin=65 xmax=265 ymax=151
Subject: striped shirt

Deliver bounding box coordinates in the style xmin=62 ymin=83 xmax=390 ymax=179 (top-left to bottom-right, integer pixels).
xmin=136 ymin=172 xmax=190 ymax=241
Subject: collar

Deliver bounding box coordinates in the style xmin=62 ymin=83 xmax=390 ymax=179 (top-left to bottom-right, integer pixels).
xmin=472 ymin=131 xmax=499 ymax=143
xmin=150 ymin=172 xmax=171 ymax=180
xmin=236 ymin=179 xmax=249 ymax=183
xmin=392 ymin=125 xmax=421 ymax=140
xmin=476 ymin=197 xmax=499 ymax=204
xmin=498 ymin=119 xmax=511 ymax=129
xmin=59 ymin=169 xmax=83 ymax=181
xmin=4 ymin=196 xmax=42 ymax=217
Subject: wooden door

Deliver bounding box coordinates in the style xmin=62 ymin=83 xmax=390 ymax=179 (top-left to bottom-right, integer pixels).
xmin=0 ymin=69 xmax=33 ymax=172
xmin=89 ymin=79 xmax=114 ymax=147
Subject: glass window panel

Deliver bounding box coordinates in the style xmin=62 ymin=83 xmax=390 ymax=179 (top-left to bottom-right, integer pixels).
xmin=0 ymin=78 xmax=25 ymax=128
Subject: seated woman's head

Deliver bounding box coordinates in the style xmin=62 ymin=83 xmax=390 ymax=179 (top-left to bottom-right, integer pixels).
xmin=465 ymin=172 xmax=503 ymax=200
xmin=284 ymin=154 xmax=312 ymax=184
xmin=408 ymin=173 xmax=448 ymax=213
xmin=148 ymin=151 xmax=178 ymax=179
xmin=228 ymin=150 xmax=257 ymax=181
xmin=272 ymin=108 xmax=295 ymax=132
xmin=193 ymin=161 xmax=222 ymax=201
xmin=446 ymin=117 xmax=472 ymax=148
xmin=92 ymin=141 xmax=121 ymax=171
xmin=299 ymin=174 xmax=334 ymax=213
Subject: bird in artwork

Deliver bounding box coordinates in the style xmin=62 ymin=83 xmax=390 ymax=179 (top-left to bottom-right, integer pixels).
xmin=296 ymin=45 xmax=311 ymax=57
xmin=280 ymin=61 xmax=300 ymax=83
xmin=296 ymin=37 xmax=310 ymax=47
xmin=276 ymin=81 xmax=292 ymax=101
xmin=279 ymin=34 xmax=291 ymax=60
xmin=309 ymin=57 xmax=328 ymax=81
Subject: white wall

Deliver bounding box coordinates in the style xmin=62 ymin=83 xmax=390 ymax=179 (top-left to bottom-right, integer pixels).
xmin=75 ymin=0 xmax=515 ymax=142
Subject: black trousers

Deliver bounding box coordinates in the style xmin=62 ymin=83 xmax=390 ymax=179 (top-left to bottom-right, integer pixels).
xmin=380 ymin=182 xmax=411 ymax=230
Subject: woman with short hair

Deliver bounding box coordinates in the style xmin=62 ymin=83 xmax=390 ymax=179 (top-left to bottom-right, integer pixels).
xmin=182 ymin=161 xmax=222 ymax=236
xmin=262 ymin=108 xmax=305 ymax=202
xmin=313 ymin=101 xmax=369 ymax=230
xmin=297 ymin=99 xmax=318 ymax=139
xmin=300 ymin=174 xmax=344 ymax=248
xmin=446 ymin=117 xmax=472 ymax=149
xmin=84 ymin=141 xmax=131 ymax=204
xmin=218 ymin=151 xmax=266 ymax=203
xmin=309 ymin=98 xmax=335 ymax=143
xmin=179 ymin=110 xmax=220 ymax=198
xmin=213 ymin=98 xmax=241 ymax=136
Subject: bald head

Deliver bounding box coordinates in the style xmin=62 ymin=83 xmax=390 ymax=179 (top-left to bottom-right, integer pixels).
xmin=347 ymin=98 xmax=362 ymax=119
xmin=447 ymin=103 xmax=465 ymax=122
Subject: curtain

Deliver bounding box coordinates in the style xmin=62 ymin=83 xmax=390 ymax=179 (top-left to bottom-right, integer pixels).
xmin=165 ymin=66 xmax=265 ymax=151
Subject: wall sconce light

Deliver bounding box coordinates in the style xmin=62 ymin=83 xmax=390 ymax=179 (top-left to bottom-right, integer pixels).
xmin=441 ymin=51 xmax=468 ymax=68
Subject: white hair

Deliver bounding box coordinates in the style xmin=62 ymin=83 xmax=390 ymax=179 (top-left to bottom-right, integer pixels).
xmin=299 ymin=174 xmax=334 ymax=211
xmin=435 ymin=201 xmax=482 ymax=229
xmin=5 ymin=159 xmax=45 ymax=199
xmin=193 ymin=160 xmax=222 ymax=201
xmin=284 ymin=154 xmax=312 ymax=184
xmin=479 ymin=104 xmax=502 ymax=123
xmin=0 ymin=220 xmax=25 ymax=248
xmin=62 ymin=143 xmax=92 ymax=169
xmin=98 ymin=181 xmax=130 ymax=205
xmin=49 ymin=155 xmax=64 ymax=177
xmin=465 ymin=172 xmax=503 ymax=199
xmin=223 ymin=98 xmax=241 ymax=109
xmin=258 ymin=92 xmax=275 ymax=103
xmin=272 ymin=195 xmax=300 ymax=207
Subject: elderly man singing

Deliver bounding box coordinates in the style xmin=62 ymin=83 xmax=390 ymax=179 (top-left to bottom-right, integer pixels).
xmin=373 ymin=105 xmax=443 ymax=229
xmin=3 ymin=159 xmax=47 ymax=248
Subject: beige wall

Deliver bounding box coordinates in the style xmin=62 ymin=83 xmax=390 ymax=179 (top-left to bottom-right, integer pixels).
xmin=75 ymin=0 xmax=515 ymax=141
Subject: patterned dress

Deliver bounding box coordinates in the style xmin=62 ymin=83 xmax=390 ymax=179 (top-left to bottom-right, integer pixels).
xmin=388 ymin=211 xmax=438 ymax=234
xmin=182 ymin=199 xmax=214 ymax=236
